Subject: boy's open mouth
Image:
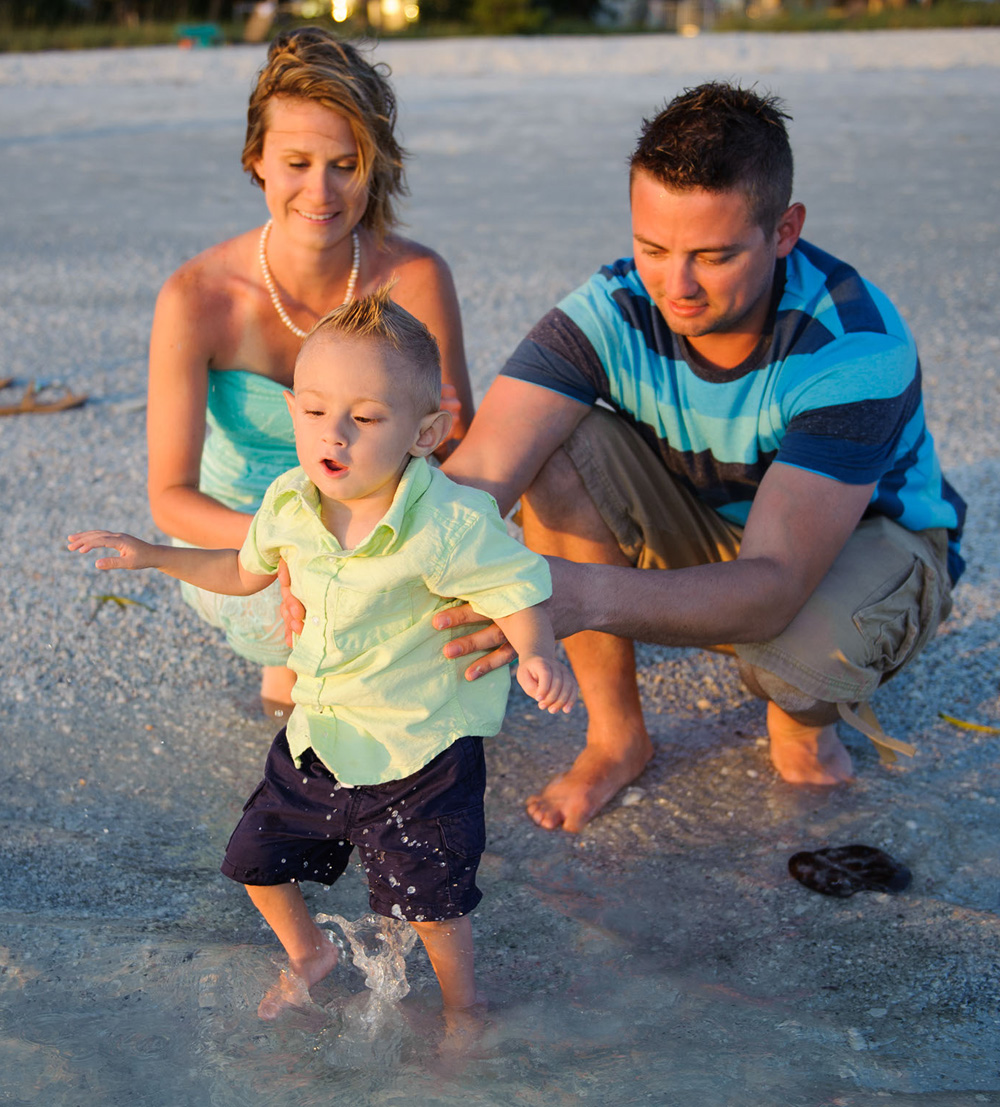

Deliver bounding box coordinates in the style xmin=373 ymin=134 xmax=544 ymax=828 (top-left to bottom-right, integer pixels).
xmin=322 ymin=458 xmax=347 ymax=474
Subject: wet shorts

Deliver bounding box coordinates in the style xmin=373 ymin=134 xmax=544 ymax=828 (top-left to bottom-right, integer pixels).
xmin=564 ymin=406 xmax=954 ymax=706
xmin=221 ymin=729 xmax=487 ymax=923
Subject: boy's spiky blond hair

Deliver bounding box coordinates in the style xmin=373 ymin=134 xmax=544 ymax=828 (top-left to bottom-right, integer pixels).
xmin=303 ymin=284 xmax=442 ymax=413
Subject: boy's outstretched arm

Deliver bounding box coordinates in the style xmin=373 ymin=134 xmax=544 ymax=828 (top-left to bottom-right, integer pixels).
xmin=67 ymin=530 xmax=275 ymax=597
xmin=492 ymin=605 xmax=577 ymax=715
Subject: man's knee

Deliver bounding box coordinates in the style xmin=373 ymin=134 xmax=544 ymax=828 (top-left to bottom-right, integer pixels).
xmin=522 ymin=446 xmax=607 ymax=536
xmin=524 ymin=446 xmax=582 ymax=509
xmin=735 ymin=657 xmax=840 ymax=727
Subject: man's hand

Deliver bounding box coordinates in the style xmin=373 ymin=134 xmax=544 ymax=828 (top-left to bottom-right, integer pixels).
xmin=432 ymin=558 xmax=590 ymax=681
xmin=432 ymin=604 xmax=516 ymax=680
xmin=277 ymin=559 xmax=305 ymax=646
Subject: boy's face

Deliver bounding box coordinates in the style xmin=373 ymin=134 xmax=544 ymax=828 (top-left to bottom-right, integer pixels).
xmin=286 ymin=332 xmax=442 ymax=518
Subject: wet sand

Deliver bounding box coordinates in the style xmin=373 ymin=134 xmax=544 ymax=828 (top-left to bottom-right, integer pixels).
xmin=1 ymin=30 xmax=998 ymax=1105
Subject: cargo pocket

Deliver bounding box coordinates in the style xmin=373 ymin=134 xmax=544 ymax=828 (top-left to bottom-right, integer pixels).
xmin=852 ymin=557 xmax=934 ymax=678
xmin=438 ymin=806 xmax=486 ymax=883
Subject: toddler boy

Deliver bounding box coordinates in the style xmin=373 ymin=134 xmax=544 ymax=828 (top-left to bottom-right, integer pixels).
xmin=69 ymin=289 xmax=576 ymax=1020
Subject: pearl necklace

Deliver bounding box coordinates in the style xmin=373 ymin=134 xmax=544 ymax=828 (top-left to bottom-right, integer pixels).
xmin=258 ymin=219 xmax=360 ymax=340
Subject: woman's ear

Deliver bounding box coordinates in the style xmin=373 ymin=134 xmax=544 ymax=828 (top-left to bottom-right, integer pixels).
xmin=410 ymin=410 xmax=454 ymax=458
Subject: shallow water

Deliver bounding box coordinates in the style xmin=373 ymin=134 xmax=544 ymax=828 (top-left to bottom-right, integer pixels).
xmin=0 ymin=920 xmax=843 ymax=1107
xmin=3 ymin=858 xmax=997 ymax=1107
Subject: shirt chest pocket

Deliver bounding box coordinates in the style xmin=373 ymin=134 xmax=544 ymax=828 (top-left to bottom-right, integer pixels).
xmin=328 ymin=581 xmax=415 ymax=657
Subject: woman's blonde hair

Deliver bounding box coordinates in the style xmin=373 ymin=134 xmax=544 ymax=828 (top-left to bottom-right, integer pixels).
xmin=243 ymin=27 xmax=407 ymax=243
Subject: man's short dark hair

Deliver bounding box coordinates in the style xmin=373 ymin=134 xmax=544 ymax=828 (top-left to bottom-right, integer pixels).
xmin=630 ymin=82 xmax=794 ymax=233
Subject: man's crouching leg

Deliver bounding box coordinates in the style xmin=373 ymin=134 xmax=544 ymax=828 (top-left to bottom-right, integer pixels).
xmin=736 ymin=660 xmax=853 ymax=785
xmin=521 ymin=446 xmax=654 ymax=833
xmin=734 ymin=517 xmax=954 ymax=786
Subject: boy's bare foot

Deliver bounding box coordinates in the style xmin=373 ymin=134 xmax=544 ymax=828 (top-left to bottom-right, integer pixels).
xmin=525 ymin=730 xmax=653 ymax=833
xmin=260 ymin=664 xmax=296 ymax=720
xmin=767 ymin=702 xmax=854 ymax=785
xmin=257 ymin=932 xmax=340 ymax=1020
xmin=440 ymin=997 xmax=489 ymax=1057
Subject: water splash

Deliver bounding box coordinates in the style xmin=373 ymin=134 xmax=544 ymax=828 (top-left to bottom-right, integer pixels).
xmin=316 ymin=912 xmax=417 ymax=1004
xmin=315 ymin=912 xmax=418 ymax=1063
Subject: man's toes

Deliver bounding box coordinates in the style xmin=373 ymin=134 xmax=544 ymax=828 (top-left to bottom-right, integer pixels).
xmin=560 ymin=808 xmax=590 ymax=834
xmin=525 ymin=793 xmax=564 ymax=830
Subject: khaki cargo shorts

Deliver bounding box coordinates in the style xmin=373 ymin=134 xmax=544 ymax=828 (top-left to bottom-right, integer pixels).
xmin=563 ymin=407 xmax=954 ymax=714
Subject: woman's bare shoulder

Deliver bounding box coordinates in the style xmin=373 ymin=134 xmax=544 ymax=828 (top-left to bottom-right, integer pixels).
xmin=370 ymin=234 xmax=456 ymax=311
xmin=151 ymin=227 xmax=268 ymax=369
xmin=376 ymin=232 xmax=452 ymax=278
xmin=158 ymin=228 xmax=261 ymax=314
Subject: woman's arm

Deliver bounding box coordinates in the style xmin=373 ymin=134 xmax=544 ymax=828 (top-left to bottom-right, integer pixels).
xmin=146 ymin=262 xmax=259 ymax=550
xmin=386 ymin=244 xmax=475 ymax=444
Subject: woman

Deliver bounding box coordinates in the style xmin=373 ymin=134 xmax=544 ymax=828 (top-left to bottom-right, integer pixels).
xmin=147 ymin=27 xmax=474 ymax=716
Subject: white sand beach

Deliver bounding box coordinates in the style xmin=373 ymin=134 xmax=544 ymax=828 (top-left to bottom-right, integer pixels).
xmin=1 ymin=28 xmax=998 ymax=1105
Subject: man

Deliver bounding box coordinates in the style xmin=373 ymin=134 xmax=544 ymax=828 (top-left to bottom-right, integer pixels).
xmin=435 ymin=82 xmax=965 ymax=832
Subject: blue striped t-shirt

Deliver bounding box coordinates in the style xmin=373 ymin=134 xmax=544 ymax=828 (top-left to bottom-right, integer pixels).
xmin=502 ymin=240 xmax=966 ymax=582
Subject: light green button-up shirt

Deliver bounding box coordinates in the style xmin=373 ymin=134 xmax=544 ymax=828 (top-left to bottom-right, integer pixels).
xmin=239 ymin=457 xmax=552 ymax=785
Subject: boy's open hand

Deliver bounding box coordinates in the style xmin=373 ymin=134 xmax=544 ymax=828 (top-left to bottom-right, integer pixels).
xmin=67 ymin=530 xmax=157 ymax=571
xmin=516 ymin=656 xmax=578 ymax=715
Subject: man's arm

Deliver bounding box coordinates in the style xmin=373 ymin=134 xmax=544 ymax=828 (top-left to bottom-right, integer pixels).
xmin=553 ymin=463 xmax=876 ymax=646
xmin=439 ymin=462 xmax=876 ymax=668
xmin=441 ymin=376 xmax=590 ymax=516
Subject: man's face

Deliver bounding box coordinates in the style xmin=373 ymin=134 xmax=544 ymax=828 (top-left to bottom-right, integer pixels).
xmin=630 ymin=170 xmax=802 ymax=368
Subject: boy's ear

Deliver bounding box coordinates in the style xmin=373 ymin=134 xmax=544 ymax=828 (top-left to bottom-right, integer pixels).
xmin=283 ymin=389 xmax=295 ymax=417
xmin=409 ymin=410 xmax=453 ymax=458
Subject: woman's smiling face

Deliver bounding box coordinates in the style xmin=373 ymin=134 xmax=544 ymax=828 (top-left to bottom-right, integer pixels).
xmin=253 ymin=96 xmax=369 ymax=249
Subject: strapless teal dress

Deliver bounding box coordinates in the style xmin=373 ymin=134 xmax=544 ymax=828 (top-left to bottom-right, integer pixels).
xmin=176 ymin=369 xmax=299 ymax=666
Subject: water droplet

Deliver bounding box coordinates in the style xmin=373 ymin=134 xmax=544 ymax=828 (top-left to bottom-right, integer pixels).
xmin=406 ymin=886 xmax=416 ymax=895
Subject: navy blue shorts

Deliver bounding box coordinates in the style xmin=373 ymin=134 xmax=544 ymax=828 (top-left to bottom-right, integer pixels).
xmin=221 ymin=729 xmax=486 ymax=922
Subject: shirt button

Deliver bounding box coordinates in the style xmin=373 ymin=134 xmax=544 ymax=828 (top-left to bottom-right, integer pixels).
xmin=312 ymin=616 xmax=320 ymax=626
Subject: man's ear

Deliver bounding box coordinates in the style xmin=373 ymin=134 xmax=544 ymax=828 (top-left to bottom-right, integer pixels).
xmin=775 ymin=202 xmax=806 ymax=259
xmin=410 ymin=410 xmax=454 ymax=458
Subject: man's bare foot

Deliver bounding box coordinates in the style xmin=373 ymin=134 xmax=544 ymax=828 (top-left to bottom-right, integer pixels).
xmin=526 ymin=734 xmax=653 ymax=833
xmin=257 ymin=931 xmax=340 ymax=1020
xmin=260 ymin=664 xmax=296 ymax=720
xmin=767 ymin=702 xmax=854 ymax=785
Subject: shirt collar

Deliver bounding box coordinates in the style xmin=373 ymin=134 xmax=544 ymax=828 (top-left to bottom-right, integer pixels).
xmin=272 ymin=458 xmax=432 ymax=554
xmin=365 ymin=456 xmax=432 ymax=554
